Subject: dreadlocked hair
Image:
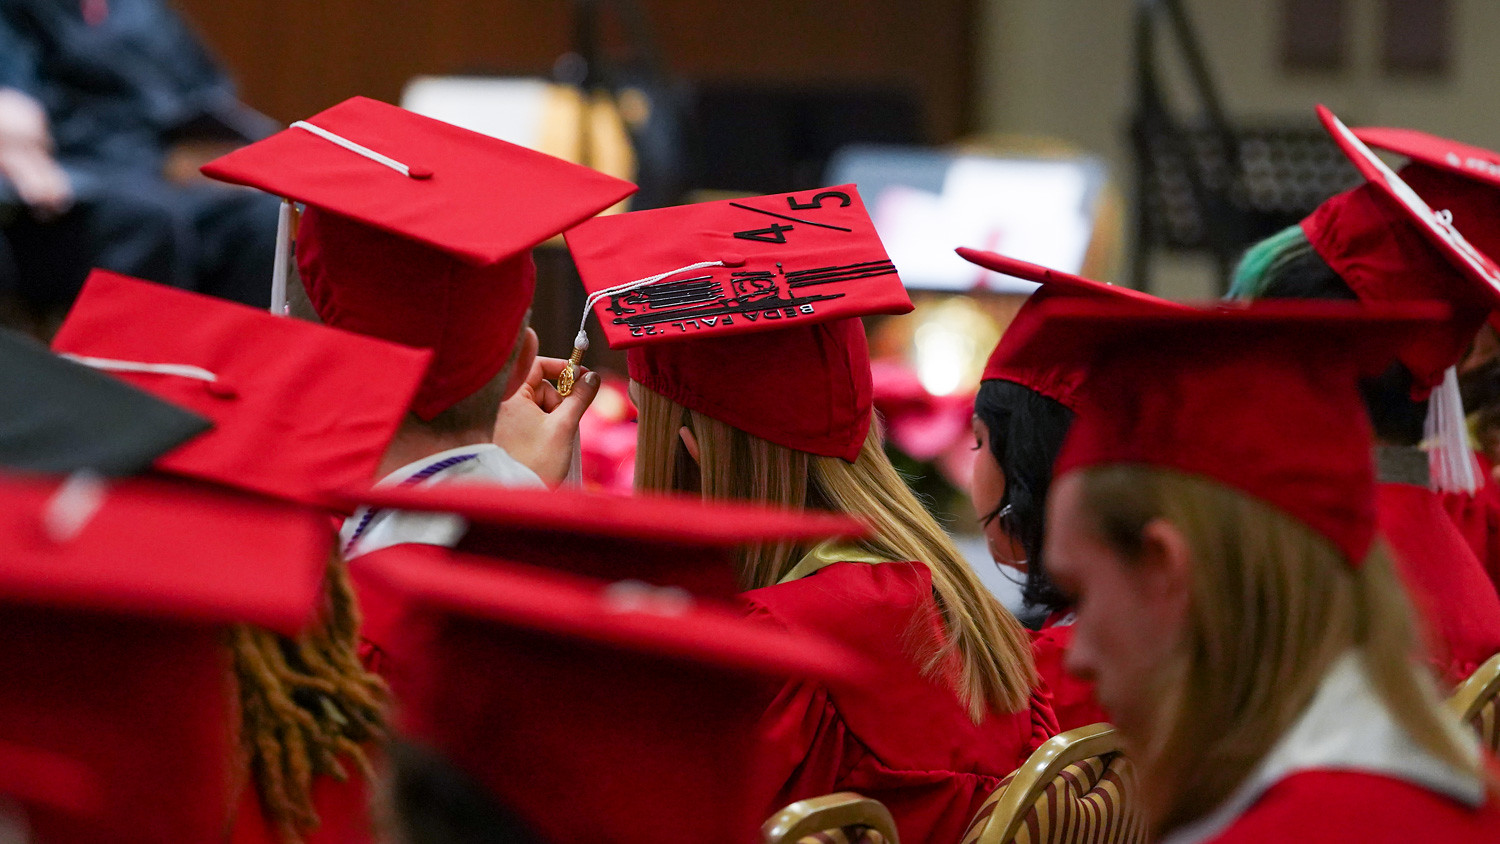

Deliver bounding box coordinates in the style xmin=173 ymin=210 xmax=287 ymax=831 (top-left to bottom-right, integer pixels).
xmin=229 ymin=552 xmax=390 ymax=843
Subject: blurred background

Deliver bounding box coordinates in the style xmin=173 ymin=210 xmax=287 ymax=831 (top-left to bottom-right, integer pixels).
xmin=5 ymin=0 xmax=1497 ymax=607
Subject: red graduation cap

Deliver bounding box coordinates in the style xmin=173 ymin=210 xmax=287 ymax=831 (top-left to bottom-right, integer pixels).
xmin=1302 ymin=106 xmax=1500 ymax=392
xmin=1353 ymin=126 xmax=1500 ymax=192
xmin=202 ymin=96 xmax=637 ymax=419
xmin=51 ymin=271 xmax=431 ymax=508
xmin=1351 ymin=125 xmax=1500 ymax=329
xmin=1015 ymin=298 xmax=1449 ymax=566
xmin=334 ymin=482 xmax=867 ymax=597
xmin=332 ymin=484 xmax=866 ymax=674
xmin=958 ymin=248 xmax=1193 ymax=410
xmin=0 ymin=471 xmax=331 ymax=843
xmin=565 ymin=186 xmax=914 ymax=461
xmin=360 ymin=547 xmax=867 ymax=844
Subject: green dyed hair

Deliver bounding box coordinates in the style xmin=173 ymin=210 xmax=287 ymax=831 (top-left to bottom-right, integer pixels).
xmin=1227 ymin=224 xmax=1316 ymax=301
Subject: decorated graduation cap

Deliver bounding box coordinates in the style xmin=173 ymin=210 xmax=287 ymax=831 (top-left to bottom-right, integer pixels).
xmin=201 ymin=96 xmax=637 ymax=419
xmin=51 ymin=271 xmax=432 ymax=508
xmin=1019 ymin=298 xmax=1448 ymax=566
xmin=1352 ymin=125 xmax=1500 ymax=326
xmin=958 ymin=248 xmax=1193 ymax=410
xmin=0 ymin=472 xmax=330 ymax=842
xmin=1299 ymin=106 xmax=1500 ymax=492
xmin=0 ymin=329 xmax=209 ymax=475
xmin=361 ymin=547 xmax=867 ymax=844
xmin=565 ymin=186 xmax=914 ymax=461
xmin=335 ymin=482 xmax=867 ymax=597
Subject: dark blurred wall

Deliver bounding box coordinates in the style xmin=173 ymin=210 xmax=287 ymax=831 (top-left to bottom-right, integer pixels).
xmin=173 ymin=0 xmax=977 ymax=141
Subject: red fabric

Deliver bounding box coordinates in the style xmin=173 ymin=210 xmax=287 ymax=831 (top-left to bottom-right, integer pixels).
xmin=1377 ymin=482 xmax=1500 ymax=685
xmin=566 ymin=186 xmax=913 ymax=462
xmin=744 ymin=562 xmax=1054 ymax=844
xmin=1441 ymin=453 xmax=1500 ymax=596
xmin=1204 ymin=770 xmax=1500 ymax=843
xmin=1303 ymin=106 xmax=1500 ymax=393
xmin=335 ymin=482 xmax=869 ymax=603
xmin=0 ymin=472 xmax=330 ymax=636
xmin=359 ymin=548 xmax=868 ymax=844
xmin=51 ymin=271 xmax=432 ymax=507
xmin=2 ymin=607 xmax=232 ymax=844
xmin=959 ymin=248 xmax=1192 ymax=411
xmin=228 ymin=766 xmax=376 ymax=844
xmin=201 ymin=96 xmax=637 ymax=266
xmin=200 ymin=96 xmax=635 ymax=419
xmin=1030 ymin=622 xmax=1109 ymax=732
xmin=1354 ymin=125 xmax=1500 ymax=193
xmin=1040 ymin=299 xmax=1444 ymax=567
xmin=296 ymin=209 xmax=533 ymax=420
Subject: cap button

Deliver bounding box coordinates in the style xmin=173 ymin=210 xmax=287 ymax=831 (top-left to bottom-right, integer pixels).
xmin=407 ymin=166 xmax=434 ymax=180
xmin=721 ymin=253 xmax=746 ymax=268
xmin=205 ymin=380 xmax=238 ymax=400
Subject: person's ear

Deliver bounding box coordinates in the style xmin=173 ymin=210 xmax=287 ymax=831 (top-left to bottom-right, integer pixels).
xmin=1134 ymin=517 xmax=1193 ymax=624
xmin=501 ymin=328 xmax=540 ymax=401
xmin=678 ymin=425 xmax=700 ymax=464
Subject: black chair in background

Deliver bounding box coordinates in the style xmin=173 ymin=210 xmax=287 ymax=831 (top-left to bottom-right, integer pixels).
xmin=1129 ymin=0 xmax=1360 ymax=294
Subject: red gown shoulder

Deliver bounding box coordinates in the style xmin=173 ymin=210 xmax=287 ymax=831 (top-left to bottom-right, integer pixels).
xmin=1030 ymin=622 xmax=1109 ymax=731
xmin=1205 ymin=770 xmax=1500 ymax=843
xmin=743 ymin=561 xmax=1054 ymax=844
xmin=1377 ymin=482 xmax=1500 ymax=684
xmin=1440 ymin=455 xmax=1500 ymax=599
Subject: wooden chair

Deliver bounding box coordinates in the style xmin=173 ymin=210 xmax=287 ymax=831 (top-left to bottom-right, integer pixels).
xmin=761 ymin=792 xmax=900 ymax=844
xmin=959 ymin=723 xmax=1147 ymax=844
xmin=1447 ymin=652 xmax=1500 ymax=754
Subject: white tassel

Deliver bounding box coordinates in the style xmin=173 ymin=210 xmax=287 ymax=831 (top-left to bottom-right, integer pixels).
xmin=1425 ymin=366 xmax=1480 ymax=494
xmin=270 ymin=199 xmax=294 ymax=316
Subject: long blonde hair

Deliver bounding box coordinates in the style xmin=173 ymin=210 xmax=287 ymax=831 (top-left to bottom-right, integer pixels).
xmin=1074 ymin=465 xmax=1482 ymax=837
xmin=634 ymin=384 xmax=1036 ymax=719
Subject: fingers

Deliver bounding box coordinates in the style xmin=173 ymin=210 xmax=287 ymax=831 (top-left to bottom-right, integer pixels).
xmin=531 ymin=357 xmax=577 ymax=381
xmin=552 ymin=369 xmax=602 ymax=428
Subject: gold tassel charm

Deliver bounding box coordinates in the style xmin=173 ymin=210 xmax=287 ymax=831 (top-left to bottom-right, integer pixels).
xmin=556 ymin=345 xmax=586 ymax=397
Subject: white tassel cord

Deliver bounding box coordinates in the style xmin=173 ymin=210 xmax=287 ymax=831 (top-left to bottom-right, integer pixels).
xmin=59 ymin=353 xmax=219 ymax=384
xmin=270 ymin=198 xmax=293 ymax=316
xmin=1426 ymin=365 xmax=1480 ymax=494
xmin=570 ymin=260 xmax=728 ymax=354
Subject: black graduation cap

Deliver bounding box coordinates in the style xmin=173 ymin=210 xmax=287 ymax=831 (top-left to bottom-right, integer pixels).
xmin=0 ymin=329 xmax=211 ymax=475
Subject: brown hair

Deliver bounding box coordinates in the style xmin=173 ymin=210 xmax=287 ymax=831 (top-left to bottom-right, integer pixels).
xmin=228 ymin=553 xmax=390 ymax=842
xmin=1073 ymin=465 xmax=1481 ymax=837
xmin=634 ymin=384 xmax=1037 ymax=719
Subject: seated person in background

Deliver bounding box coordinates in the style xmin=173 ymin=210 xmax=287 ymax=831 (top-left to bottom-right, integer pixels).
xmin=202 ymin=97 xmax=636 ymax=558
xmin=1351 ymin=127 xmax=1500 ymax=593
xmin=1035 ymin=297 xmax=1500 ymax=843
xmin=959 ymin=247 xmax=1192 ymax=732
xmin=566 ymin=190 xmax=1057 ymax=844
xmin=0 ymin=0 xmax=280 ymax=321
xmin=1228 ymin=117 xmax=1500 ymax=687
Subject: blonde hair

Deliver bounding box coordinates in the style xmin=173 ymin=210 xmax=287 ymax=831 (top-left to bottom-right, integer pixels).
xmin=634 ymin=384 xmax=1036 ymax=719
xmin=1074 ymin=465 xmax=1482 ymax=837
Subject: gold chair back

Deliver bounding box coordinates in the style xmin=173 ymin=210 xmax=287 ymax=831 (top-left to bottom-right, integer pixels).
xmin=960 ymin=723 xmax=1147 ymax=844
xmin=1447 ymin=652 xmax=1500 ymax=754
xmin=762 ymin=792 xmax=899 ymax=844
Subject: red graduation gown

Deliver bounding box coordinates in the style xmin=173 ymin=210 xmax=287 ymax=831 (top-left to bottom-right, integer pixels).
xmin=1204 ymin=770 xmax=1500 ymax=843
xmin=1378 ymin=482 xmax=1500 ymax=684
xmin=744 ymin=561 xmax=1057 ymax=844
xmin=1440 ymin=453 xmax=1500 ymax=599
xmin=1030 ymin=618 xmax=1109 ymax=732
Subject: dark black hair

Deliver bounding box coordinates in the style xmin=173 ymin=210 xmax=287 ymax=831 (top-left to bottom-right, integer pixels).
xmin=1244 ymin=242 xmax=1427 ymax=445
xmin=973 ymin=378 xmax=1074 ymax=616
xmin=386 ymin=739 xmax=547 ymax=844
